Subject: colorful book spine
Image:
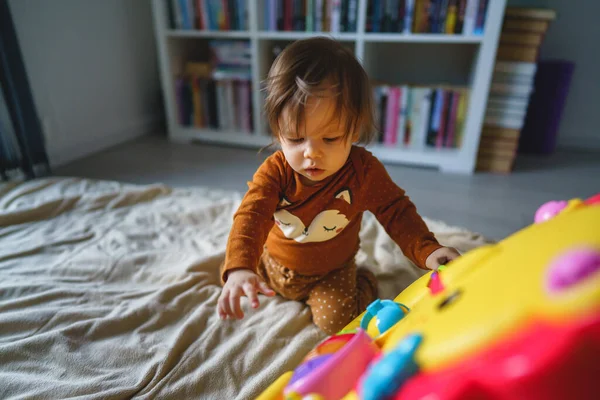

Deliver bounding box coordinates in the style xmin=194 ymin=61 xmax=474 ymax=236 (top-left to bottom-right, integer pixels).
xmin=404 ymin=0 xmax=415 ymax=33
xmin=415 ymin=88 xmax=433 ymax=149
xmin=463 ymin=0 xmax=478 ymax=34
xmin=378 ymin=86 xmax=389 ymax=143
xmin=177 ymin=0 xmax=192 ymax=29
xmin=277 ymin=0 xmax=284 ymax=30
xmin=347 ymin=0 xmax=358 ymax=32
xmin=284 ymin=0 xmax=293 ymax=31
xmin=445 ymin=0 xmax=458 ymax=34
xmin=293 ymin=0 xmax=305 ymax=31
xmin=473 ymin=0 xmax=489 ymax=35
xmin=315 ymin=0 xmax=324 ymax=31
xmin=437 ymin=0 xmax=449 ymax=34
xmin=306 ymin=0 xmax=314 ymax=32
xmin=455 ymin=0 xmax=467 ymax=33
xmin=330 ymin=0 xmax=342 ymax=33
xmin=427 ymin=88 xmax=444 ymax=146
xmin=445 ymin=91 xmax=460 ymax=147
xmin=435 ymin=90 xmax=451 ymax=148
xmin=384 ymin=87 xmax=400 ymax=146
xmin=192 ymin=77 xmax=204 ymax=127
xmin=239 ymin=80 xmax=251 ymax=132
xmin=269 ymin=0 xmax=277 ymax=30
xmin=372 ymin=0 xmax=383 ymax=32
xmin=399 ymin=85 xmax=410 ymax=145
xmin=237 ymin=0 xmax=247 ymax=30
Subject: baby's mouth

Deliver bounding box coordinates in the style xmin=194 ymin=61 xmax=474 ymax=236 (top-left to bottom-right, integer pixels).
xmin=305 ymin=167 xmax=325 ymax=177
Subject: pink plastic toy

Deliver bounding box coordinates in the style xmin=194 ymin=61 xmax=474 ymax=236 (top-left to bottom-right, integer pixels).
xmin=284 ymin=329 xmax=378 ymax=399
xmin=534 ymin=200 xmax=568 ymax=223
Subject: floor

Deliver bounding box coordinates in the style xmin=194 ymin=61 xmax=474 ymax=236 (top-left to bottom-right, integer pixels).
xmin=54 ymin=134 xmax=600 ymax=241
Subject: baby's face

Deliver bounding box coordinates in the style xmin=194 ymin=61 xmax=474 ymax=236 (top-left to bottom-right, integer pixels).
xmin=279 ymin=96 xmax=355 ymax=186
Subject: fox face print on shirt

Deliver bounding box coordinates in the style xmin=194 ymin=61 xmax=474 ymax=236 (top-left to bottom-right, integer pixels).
xmin=274 ymin=189 xmax=353 ymax=243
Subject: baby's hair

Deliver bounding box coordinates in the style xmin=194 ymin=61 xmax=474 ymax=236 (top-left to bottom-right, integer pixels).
xmin=263 ymin=37 xmax=376 ymax=144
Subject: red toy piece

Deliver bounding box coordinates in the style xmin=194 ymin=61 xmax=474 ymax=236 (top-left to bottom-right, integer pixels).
xmin=394 ymin=311 xmax=600 ymax=400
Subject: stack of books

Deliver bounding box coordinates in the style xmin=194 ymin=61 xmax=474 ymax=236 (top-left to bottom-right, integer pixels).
xmin=174 ymin=40 xmax=253 ymax=133
xmin=372 ymin=84 xmax=469 ymax=149
xmin=168 ymin=0 xmax=248 ymax=31
xmin=476 ymin=7 xmax=556 ymax=173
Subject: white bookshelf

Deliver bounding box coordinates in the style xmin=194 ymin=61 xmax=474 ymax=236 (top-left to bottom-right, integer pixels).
xmin=152 ymin=0 xmax=507 ymax=174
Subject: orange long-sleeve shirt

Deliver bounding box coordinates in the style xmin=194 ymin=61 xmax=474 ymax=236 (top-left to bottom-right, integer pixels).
xmin=223 ymin=146 xmax=441 ymax=280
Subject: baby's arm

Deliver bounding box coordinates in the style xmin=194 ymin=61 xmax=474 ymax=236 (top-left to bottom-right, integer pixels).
xmin=218 ymin=153 xmax=286 ymax=319
xmin=362 ymin=155 xmax=457 ymax=269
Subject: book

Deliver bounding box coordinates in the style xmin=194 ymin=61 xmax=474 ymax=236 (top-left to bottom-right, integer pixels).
xmin=372 ymin=0 xmax=384 ymax=32
xmin=473 ymin=0 xmax=488 ymax=35
xmin=502 ymin=19 xmax=549 ymax=33
xmin=175 ymin=77 xmax=186 ymax=124
xmin=426 ymin=88 xmax=444 ymax=147
xmin=347 ymin=0 xmax=358 ymax=32
xmin=445 ymin=0 xmax=458 ymax=34
xmin=487 ymin=96 xmax=530 ymax=112
xmin=315 ymin=0 xmax=324 ymax=31
xmin=284 ymin=0 xmax=293 ymax=31
xmin=331 ymin=0 xmax=342 ymax=33
xmin=435 ymin=90 xmax=451 ymax=147
xmin=382 ymin=0 xmax=394 ymax=32
xmin=205 ymin=80 xmax=219 ymax=128
xmin=398 ymin=85 xmax=410 ymax=145
xmin=500 ymin=32 xmax=544 ymax=46
xmin=486 ymin=107 xmax=528 ymax=120
xmin=378 ymin=86 xmax=389 ymax=143
xmin=404 ymin=0 xmax=414 ymax=34
xmin=494 ymin=61 xmax=537 ymax=76
xmin=476 ymin=154 xmax=515 ymax=173
xmin=496 ymin=45 xmax=539 ymax=62
xmin=504 ymin=7 xmax=557 ymax=21
xmin=484 ymin=114 xmax=526 ymax=130
xmin=409 ymin=87 xmax=433 ymax=149
xmin=481 ymin=125 xmax=521 ymax=140
xmin=384 ymin=87 xmax=400 ymax=146
xmin=306 ymin=0 xmax=314 ymax=31
xmin=428 ymin=0 xmax=441 ymax=33
xmin=444 ymin=91 xmax=460 ymax=147
xmin=412 ymin=0 xmax=430 ymax=33
xmin=454 ymin=89 xmax=468 ymax=147
xmin=492 ymin=72 xmax=535 ymax=86
xmin=436 ymin=0 xmax=450 ymax=34
xmin=454 ymin=0 xmax=467 ymax=33
xmin=479 ymin=136 xmax=519 ymax=152
xmin=462 ymin=0 xmax=478 ymax=34
xmin=293 ymin=0 xmax=305 ymax=31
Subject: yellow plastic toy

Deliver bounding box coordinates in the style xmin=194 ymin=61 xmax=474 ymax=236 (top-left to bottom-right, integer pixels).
xmin=257 ymin=194 xmax=600 ymax=400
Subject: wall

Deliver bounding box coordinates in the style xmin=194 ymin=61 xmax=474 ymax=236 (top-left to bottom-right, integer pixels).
xmin=508 ymin=0 xmax=600 ymax=151
xmin=8 ymin=0 xmax=162 ymax=166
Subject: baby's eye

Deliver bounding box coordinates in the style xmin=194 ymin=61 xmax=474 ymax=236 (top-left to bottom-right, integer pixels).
xmin=324 ymin=137 xmax=341 ymax=143
xmin=286 ymin=137 xmax=304 ymax=144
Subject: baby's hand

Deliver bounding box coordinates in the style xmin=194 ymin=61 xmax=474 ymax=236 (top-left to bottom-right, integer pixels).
xmin=426 ymin=247 xmax=461 ymax=270
xmin=218 ymin=268 xmax=275 ymax=320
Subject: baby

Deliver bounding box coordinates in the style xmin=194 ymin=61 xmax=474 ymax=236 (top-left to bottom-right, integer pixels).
xmin=218 ymin=37 xmax=459 ymax=335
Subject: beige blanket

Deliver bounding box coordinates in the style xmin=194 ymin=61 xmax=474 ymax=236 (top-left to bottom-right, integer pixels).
xmin=0 ymin=178 xmax=490 ymax=399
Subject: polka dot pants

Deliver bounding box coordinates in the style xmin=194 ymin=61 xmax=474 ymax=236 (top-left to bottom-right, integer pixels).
xmin=257 ymin=249 xmax=379 ymax=335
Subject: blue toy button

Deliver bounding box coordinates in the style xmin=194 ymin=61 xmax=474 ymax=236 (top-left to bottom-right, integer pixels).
xmin=359 ymin=333 xmax=423 ymax=400
xmin=360 ymin=299 xmax=409 ymax=335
